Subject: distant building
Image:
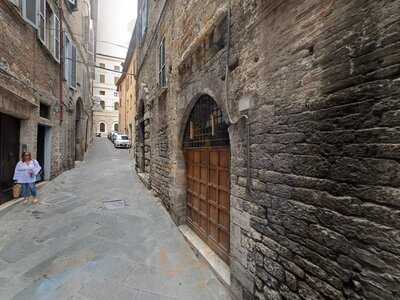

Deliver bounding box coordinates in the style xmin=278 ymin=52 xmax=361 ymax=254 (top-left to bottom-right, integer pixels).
xmin=0 ymin=0 xmax=97 ymax=203
xmin=117 ymin=23 xmax=139 ymax=152
xmin=93 ymin=53 xmax=124 ymax=137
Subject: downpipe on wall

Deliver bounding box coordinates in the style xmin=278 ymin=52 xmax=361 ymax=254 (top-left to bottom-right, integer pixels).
xmin=224 ymin=1 xmax=252 ymax=193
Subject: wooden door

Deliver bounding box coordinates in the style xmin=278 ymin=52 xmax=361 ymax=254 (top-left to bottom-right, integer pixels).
xmin=186 ymin=147 xmax=230 ymax=263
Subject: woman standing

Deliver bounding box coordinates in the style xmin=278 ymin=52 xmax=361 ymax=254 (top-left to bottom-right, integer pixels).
xmin=13 ymin=152 xmax=41 ymax=204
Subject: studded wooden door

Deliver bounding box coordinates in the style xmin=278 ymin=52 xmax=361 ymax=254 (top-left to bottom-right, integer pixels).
xmin=185 ymin=147 xmax=230 ymax=263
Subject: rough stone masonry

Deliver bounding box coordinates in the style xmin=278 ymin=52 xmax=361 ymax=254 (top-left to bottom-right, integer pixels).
xmin=134 ymin=0 xmax=400 ymax=299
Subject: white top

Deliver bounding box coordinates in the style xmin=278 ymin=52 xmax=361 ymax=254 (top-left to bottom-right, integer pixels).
xmin=13 ymin=160 xmax=41 ymax=184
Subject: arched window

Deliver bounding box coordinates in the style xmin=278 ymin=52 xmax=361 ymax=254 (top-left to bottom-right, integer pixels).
xmin=114 ymin=123 xmax=119 ymax=131
xmin=99 ymin=123 xmax=106 ymax=132
xmin=114 ymin=102 xmax=119 ymax=110
xmin=183 ymin=95 xmax=229 ymax=148
xmin=100 ymin=101 xmax=105 ymax=110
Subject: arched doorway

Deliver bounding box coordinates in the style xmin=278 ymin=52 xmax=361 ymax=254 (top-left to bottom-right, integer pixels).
xmin=75 ymin=98 xmax=84 ymax=161
xmin=99 ymin=122 xmax=106 ymax=133
xmin=183 ymin=95 xmax=230 ymax=263
xmin=137 ymin=100 xmax=146 ymax=172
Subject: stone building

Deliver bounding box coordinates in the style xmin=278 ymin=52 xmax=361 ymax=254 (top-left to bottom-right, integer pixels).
xmin=134 ymin=0 xmax=400 ymax=299
xmin=93 ymin=53 xmax=123 ymax=137
xmin=0 ymin=0 xmax=97 ymax=203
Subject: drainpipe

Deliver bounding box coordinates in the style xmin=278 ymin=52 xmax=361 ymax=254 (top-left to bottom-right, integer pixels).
xmin=59 ymin=4 xmax=64 ymax=123
xmin=224 ymin=1 xmax=251 ymax=192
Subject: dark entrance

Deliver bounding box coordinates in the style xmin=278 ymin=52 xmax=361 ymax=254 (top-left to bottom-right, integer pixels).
xmin=183 ymin=95 xmax=231 ymax=263
xmin=137 ymin=100 xmax=146 ymax=172
xmin=37 ymin=125 xmax=46 ymax=182
xmin=0 ymin=113 xmax=20 ymax=204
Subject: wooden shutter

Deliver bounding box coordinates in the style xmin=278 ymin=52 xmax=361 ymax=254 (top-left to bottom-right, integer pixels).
xmin=71 ymin=44 xmax=77 ymax=88
xmin=37 ymin=0 xmax=46 ymax=44
xmin=54 ymin=15 xmax=60 ymax=61
xmin=64 ymin=34 xmax=70 ymax=81
xmin=23 ymin=0 xmax=37 ymax=27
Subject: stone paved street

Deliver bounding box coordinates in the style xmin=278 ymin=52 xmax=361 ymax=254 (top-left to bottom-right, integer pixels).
xmin=0 ymin=138 xmax=232 ymax=300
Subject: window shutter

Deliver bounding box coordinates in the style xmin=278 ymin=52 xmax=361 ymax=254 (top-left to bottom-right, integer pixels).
xmin=64 ymin=34 xmax=70 ymax=81
xmin=54 ymin=15 xmax=60 ymax=61
xmin=37 ymin=0 xmax=46 ymax=44
xmin=71 ymin=44 xmax=77 ymax=88
xmin=23 ymin=0 xmax=37 ymax=27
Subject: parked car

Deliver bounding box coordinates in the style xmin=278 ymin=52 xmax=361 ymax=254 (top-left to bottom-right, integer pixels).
xmin=114 ymin=135 xmax=131 ymax=148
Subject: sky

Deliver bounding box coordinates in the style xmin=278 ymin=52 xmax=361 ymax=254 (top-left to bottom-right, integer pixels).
xmin=97 ymin=0 xmax=137 ymax=59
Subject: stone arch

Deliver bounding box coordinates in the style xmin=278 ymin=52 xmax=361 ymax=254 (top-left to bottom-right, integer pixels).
xmin=112 ymin=122 xmax=119 ymax=132
xmin=174 ymin=93 xmax=232 ymax=263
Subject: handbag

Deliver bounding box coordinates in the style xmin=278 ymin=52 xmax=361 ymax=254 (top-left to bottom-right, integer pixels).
xmin=13 ymin=184 xmax=21 ymax=199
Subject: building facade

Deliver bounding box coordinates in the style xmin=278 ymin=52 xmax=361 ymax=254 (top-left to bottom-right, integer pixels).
xmin=0 ymin=0 xmax=96 ymax=203
xmin=93 ymin=53 xmax=123 ymax=137
xmin=133 ymin=0 xmax=400 ymax=300
xmin=117 ymin=24 xmax=139 ymax=152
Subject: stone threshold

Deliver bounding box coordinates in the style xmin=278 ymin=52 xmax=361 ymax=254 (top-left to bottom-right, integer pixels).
xmin=179 ymin=224 xmax=231 ymax=288
xmin=0 ymin=181 xmax=48 ymax=213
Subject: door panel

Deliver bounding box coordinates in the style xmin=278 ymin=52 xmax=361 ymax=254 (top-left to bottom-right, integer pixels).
xmin=185 ymin=147 xmax=230 ymax=264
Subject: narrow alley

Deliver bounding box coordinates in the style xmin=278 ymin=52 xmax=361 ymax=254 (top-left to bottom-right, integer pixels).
xmin=0 ymin=139 xmax=232 ymax=300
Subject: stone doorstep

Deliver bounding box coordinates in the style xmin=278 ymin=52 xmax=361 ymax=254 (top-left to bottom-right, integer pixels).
xmin=0 ymin=181 xmax=48 ymax=213
xmin=178 ymin=224 xmax=233 ymax=292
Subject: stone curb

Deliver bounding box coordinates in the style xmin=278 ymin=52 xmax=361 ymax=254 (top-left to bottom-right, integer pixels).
xmin=0 ymin=181 xmax=49 ymax=214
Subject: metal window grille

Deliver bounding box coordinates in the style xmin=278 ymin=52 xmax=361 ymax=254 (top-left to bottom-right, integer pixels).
xmin=183 ymin=95 xmax=229 ymax=148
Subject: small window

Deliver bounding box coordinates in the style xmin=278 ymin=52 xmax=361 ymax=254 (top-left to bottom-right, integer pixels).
xmin=114 ymin=91 xmax=119 ymax=97
xmin=99 ymin=123 xmax=105 ymax=132
xmin=99 ymin=90 xmax=105 ymax=96
xmin=99 ymin=63 xmax=105 ymax=68
xmin=100 ymin=101 xmax=105 ymax=110
xmin=40 ymin=103 xmax=50 ymax=119
xmin=100 ymin=74 xmax=105 ymax=83
xmin=114 ymin=66 xmax=120 ymax=71
xmin=114 ymin=123 xmax=119 ymax=131
xmin=114 ymin=102 xmax=119 ymax=110
xmin=159 ymin=37 xmax=166 ymax=88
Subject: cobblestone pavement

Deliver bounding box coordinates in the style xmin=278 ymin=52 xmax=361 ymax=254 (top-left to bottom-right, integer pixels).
xmin=0 ymin=138 xmax=232 ymax=300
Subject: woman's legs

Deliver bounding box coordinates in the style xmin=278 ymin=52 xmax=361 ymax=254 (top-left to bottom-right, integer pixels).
xmin=30 ymin=183 xmax=39 ymax=204
xmin=21 ymin=183 xmax=30 ymax=204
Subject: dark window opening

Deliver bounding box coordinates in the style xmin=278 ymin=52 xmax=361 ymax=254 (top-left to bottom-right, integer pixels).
xmin=40 ymin=103 xmax=50 ymax=119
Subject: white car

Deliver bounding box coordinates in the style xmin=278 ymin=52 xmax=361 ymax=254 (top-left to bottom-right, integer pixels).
xmin=114 ymin=135 xmax=131 ymax=148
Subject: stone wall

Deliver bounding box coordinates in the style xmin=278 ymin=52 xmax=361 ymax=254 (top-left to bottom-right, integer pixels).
xmin=134 ymin=0 xmax=400 ymax=299
xmin=229 ymin=0 xmax=400 ymax=299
